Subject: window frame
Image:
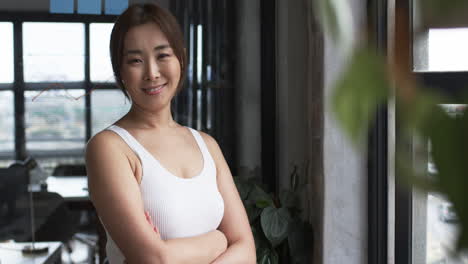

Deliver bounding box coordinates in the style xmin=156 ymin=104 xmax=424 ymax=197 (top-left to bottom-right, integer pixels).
xmin=392 ymin=0 xmax=468 ymax=263
xmin=1 ymin=8 xmax=237 ymax=170
xmin=0 ymin=12 xmax=118 ymax=160
xmin=368 ymin=0 xmax=389 ymax=263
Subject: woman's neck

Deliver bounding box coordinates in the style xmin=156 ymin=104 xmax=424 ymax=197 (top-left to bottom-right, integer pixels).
xmin=121 ymin=103 xmax=178 ymax=130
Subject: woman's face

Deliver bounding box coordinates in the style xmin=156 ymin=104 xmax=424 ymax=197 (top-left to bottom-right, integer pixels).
xmin=120 ymin=22 xmax=181 ymax=112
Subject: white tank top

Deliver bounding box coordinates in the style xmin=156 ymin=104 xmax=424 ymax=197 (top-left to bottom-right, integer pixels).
xmin=103 ymin=125 xmax=225 ymax=264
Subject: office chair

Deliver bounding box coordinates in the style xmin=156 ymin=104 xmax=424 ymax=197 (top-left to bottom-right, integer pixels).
xmin=0 ymin=165 xmax=29 ymax=223
xmin=52 ymin=163 xmax=98 ymax=263
xmin=52 ymin=164 xmax=87 ymax=177
xmin=0 ymin=165 xmax=30 ymax=242
xmin=0 ymin=162 xmax=80 ymax=246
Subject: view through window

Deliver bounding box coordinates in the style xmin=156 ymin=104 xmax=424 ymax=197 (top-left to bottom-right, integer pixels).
xmin=414 ymin=27 xmax=468 ymax=264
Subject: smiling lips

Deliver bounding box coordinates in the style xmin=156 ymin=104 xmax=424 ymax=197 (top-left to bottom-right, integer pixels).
xmin=142 ymin=83 xmax=166 ymax=95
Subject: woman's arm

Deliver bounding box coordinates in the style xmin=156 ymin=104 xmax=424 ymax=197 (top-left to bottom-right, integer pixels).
xmin=86 ymin=131 xmax=227 ymax=264
xmin=164 ymin=229 xmax=227 ymax=263
xmin=201 ymin=133 xmax=257 ymax=264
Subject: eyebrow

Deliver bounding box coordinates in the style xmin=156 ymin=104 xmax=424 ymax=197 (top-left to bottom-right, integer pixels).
xmin=124 ymin=44 xmax=171 ymax=56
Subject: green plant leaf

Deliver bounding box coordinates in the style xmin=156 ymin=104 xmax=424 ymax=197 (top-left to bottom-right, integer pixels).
xmin=261 ymin=206 xmax=292 ymax=247
xmin=313 ymin=0 xmax=339 ymax=39
xmin=422 ymin=106 xmax=468 ymax=250
xmin=248 ymin=185 xmax=275 ymax=209
xmin=332 ymin=47 xmax=390 ymax=143
xmin=288 ymin=220 xmax=313 ymax=264
xmin=246 ymin=203 xmax=263 ymax=223
xmin=234 ymin=176 xmax=254 ymax=200
xmin=252 ymin=225 xmax=270 ymax=255
xmin=258 ymin=247 xmax=279 ymax=264
xmin=313 ymin=0 xmax=354 ymax=54
xmin=279 ymin=189 xmax=299 ymax=209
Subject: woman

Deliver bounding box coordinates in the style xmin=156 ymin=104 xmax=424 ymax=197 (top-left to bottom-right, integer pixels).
xmin=85 ymin=3 xmax=256 ymax=264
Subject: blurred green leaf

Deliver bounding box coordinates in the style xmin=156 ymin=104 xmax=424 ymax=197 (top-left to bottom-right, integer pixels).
xmin=234 ymin=176 xmax=254 ymax=200
xmin=422 ymin=106 xmax=468 ymax=250
xmin=253 ymin=225 xmax=271 ymax=255
xmin=261 ymin=206 xmax=292 ymax=247
xmin=258 ymin=247 xmax=279 ymax=264
xmin=313 ymin=0 xmax=354 ymax=55
xmin=249 ymin=185 xmax=275 ymax=209
xmin=314 ymin=0 xmax=339 ymax=39
xmin=332 ymin=47 xmax=390 ymax=143
xmin=246 ymin=203 xmax=263 ymax=223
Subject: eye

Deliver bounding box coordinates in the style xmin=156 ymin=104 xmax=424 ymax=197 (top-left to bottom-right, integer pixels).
xmin=127 ymin=58 xmax=142 ymax=64
xmin=157 ymin=53 xmax=170 ymax=60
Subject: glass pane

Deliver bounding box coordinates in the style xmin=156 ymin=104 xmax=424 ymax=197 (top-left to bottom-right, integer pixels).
xmin=0 ymin=22 xmax=14 ymax=83
xmin=91 ymin=89 xmax=130 ymax=135
xmin=25 ymin=90 xmax=85 ymax=151
xmin=23 ymin=22 xmax=85 ymax=82
xmin=414 ymin=28 xmax=468 ymax=72
xmin=90 ymin=23 xmax=114 ymax=82
xmin=426 ymin=104 xmax=468 ymax=264
xmin=0 ymin=91 xmax=14 ymax=153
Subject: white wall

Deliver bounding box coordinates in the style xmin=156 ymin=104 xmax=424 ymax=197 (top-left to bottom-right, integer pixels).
xmin=322 ymin=0 xmax=368 ymax=263
xmin=277 ymin=0 xmax=368 ymax=263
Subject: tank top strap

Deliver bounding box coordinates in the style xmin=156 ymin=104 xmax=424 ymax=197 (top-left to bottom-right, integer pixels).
xmin=187 ymin=128 xmax=212 ymax=160
xmin=105 ymin=125 xmax=148 ymax=160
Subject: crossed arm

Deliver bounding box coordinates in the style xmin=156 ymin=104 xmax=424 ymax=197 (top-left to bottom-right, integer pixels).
xmin=86 ymin=131 xmax=255 ymax=264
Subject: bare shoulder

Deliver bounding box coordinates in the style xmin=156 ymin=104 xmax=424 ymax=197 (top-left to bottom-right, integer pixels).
xmin=198 ymin=131 xmax=218 ymax=148
xmin=197 ymin=131 xmax=224 ymax=158
xmin=85 ymin=130 xmax=135 ymax=180
xmin=86 ymin=130 xmax=125 ymax=160
xmin=86 ymin=130 xmax=118 ymax=151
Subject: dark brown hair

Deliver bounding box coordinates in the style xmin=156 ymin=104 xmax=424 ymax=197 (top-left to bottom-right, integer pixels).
xmin=110 ymin=3 xmax=186 ymax=99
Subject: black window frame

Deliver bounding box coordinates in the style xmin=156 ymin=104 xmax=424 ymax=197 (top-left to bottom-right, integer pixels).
xmin=367 ymin=0 xmax=389 ymax=263
xmin=1 ymin=8 xmax=238 ymax=166
xmin=0 ymin=13 xmax=118 ymax=161
xmin=393 ymin=0 xmax=468 ymax=263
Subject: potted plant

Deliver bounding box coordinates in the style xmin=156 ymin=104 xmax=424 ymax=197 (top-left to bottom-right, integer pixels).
xmin=234 ymin=166 xmax=313 ymax=264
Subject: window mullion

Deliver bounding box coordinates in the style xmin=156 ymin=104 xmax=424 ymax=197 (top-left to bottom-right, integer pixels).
xmin=13 ymin=21 xmax=26 ymax=161
xmin=85 ymin=22 xmax=91 ymax=142
xmin=394 ymin=0 xmax=413 ymax=263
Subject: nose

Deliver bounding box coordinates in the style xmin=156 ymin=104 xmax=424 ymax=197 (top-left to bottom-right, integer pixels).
xmin=144 ymin=59 xmax=160 ymax=81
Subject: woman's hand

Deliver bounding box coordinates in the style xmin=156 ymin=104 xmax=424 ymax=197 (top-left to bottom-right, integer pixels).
xmin=144 ymin=211 xmax=160 ymax=234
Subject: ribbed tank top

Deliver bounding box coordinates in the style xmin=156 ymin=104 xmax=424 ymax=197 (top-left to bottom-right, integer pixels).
xmin=103 ymin=125 xmax=225 ymax=264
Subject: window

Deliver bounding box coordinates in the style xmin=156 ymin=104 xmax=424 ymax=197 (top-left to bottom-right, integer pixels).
xmin=23 ymin=22 xmax=85 ymax=82
xmin=0 ymin=19 xmax=13 ymax=158
xmin=91 ymin=90 xmax=130 ymax=135
xmin=0 ymin=91 xmax=14 ymax=155
xmin=90 ymin=23 xmax=114 ymax=82
xmin=0 ymin=15 xmax=117 ymax=161
xmin=1 ymin=7 xmax=235 ymax=167
xmin=0 ymin=22 xmax=13 ymax=83
xmin=414 ymin=28 xmax=468 ymax=72
xmin=25 ymin=90 xmax=86 ymax=152
xmin=412 ymin=7 xmax=468 ymax=264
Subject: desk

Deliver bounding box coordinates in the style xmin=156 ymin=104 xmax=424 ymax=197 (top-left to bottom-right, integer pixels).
xmin=0 ymin=241 xmax=62 ymax=264
xmin=44 ymin=176 xmax=106 ymax=264
xmin=45 ymin=176 xmax=89 ymax=202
